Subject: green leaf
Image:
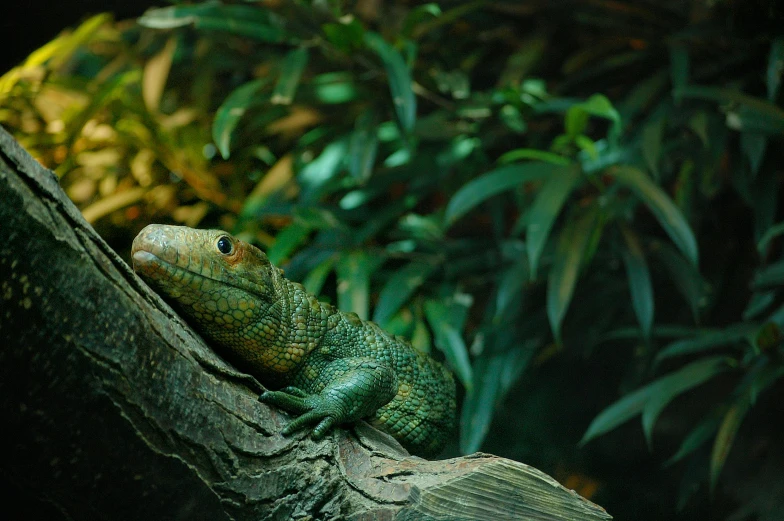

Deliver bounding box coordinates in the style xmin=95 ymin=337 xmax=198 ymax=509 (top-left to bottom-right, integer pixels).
xmin=756 ymin=220 xmax=784 ymax=255
xmin=348 ymin=111 xmax=379 ymax=183
xmin=497 ymin=148 xmax=571 ymax=166
xmin=526 ymin=167 xmax=582 ymax=278
xmin=665 ymin=411 xmax=723 ymax=466
xmin=752 ymin=259 xmax=784 ymax=289
xmin=654 ymin=243 xmax=706 ymax=322
xmin=444 ymin=162 xmax=565 ymax=226
xmin=641 ymin=117 xmax=665 ymax=180
xmin=767 ymin=37 xmax=784 ymax=102
xmin=373 ymin=261 xmax=437 ymax=326
xmin=641 ymin=357 xmax=731 ymax=449
xmin=547 ymin=205 xmax=598 ymax=341
xmin=460 ymin=346 xmax=534 ymax=453
xmin=460 ymin=354 xmax=503 ymax=453
xmin=611 ymin=166 xmax=699 ymax=266
xmin=620 ymin=226 xmax=654 ymax=339
xmin=363 ymin=32 xmax=416 ymax=134
xmin=743 ymin=290 xmax=776 ymax=320
xmin=654 ymin=323 xmax=755 ymax=365
xmin=267 ymin=222 xmax=310 ymax=265
xmin=322 ymin=18 xmax=365 ymax=53
xmin=271 ymin=47 xmax=309 ymax=105
xmin=213 ymin=78 xmax=267 ymax=159
xmin=139 ymin=4 xmax=288 ymax=42
xmin=302 ymin=256 xmax=334 ymax=296
xmin=710 ymin=394 xmax=751 ymax=493
xmin=740 ymin=132 xmax=767 ymax=177
xmin=425 ymin=302 xmax=473 ymax=391
xmin=675 ymin=85 xmax=784 ymax=135
xmin=581 ymin=356 xmax=729 ymax=446
xmin=336 ymin=250 xmax=383 ymax=320
xmin=669 ymin=44 xmax=689 ymax=101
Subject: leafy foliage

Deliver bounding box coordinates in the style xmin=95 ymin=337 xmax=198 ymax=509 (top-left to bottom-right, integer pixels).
xmin=3 ymin=1 xmax=784 ymax=518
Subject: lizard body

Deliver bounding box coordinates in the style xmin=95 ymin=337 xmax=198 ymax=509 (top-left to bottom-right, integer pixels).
xmin=131 ymin=225 xmax=456 ymax=457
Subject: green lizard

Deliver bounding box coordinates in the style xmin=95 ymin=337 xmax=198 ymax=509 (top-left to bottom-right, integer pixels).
xmin=131 ymin=224 xmax=456 ymax=457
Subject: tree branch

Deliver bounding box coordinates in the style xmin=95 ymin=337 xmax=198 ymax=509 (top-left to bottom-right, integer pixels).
xmin=0 ymin=125 xmax=611 ymax=521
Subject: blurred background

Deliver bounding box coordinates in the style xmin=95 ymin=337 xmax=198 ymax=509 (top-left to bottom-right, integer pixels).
xmin=2 ymin=1 xmax=784 ymax=519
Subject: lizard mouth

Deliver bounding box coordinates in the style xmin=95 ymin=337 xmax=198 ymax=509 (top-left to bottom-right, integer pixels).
xmin=132 ymin=248 xmax=260 ymax=298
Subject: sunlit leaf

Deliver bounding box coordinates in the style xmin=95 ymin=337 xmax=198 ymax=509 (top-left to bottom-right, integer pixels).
xmin=641 ymin=357 xmax=731 ymax=449
xmin=373 ymin=261 xmax=437 ymax=326
xmin=444 ymin=162 xmax=565 ymax=226
xmin=547 ymin=205 xmax=598 ymax=341
xmin=213 ymin=78 xmax=267 ymax=159
xmin=620 ymin=225 xmax=654 ymax=339
xmin=612 ymin=166 xmax=699 ymax=266
xmin=363 ymin=32 xmax=416 ymax=133
xmin=139 ymin=4 xmax=289 ymax=42
xmin=271 ymin=47 xmax=309 ymax=105
xmin=142 ymin=37 xmax=176 ymax=112
xmin=526 ymin=167 xmax=582 ymax=278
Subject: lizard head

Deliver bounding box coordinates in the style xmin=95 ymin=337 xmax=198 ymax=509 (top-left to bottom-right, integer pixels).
xmin=131 ymin=224 xmax=279 ymax=335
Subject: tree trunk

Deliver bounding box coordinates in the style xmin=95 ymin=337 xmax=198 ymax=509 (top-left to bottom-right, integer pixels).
xmin=0 ymin=125 xmax=612 ymax=521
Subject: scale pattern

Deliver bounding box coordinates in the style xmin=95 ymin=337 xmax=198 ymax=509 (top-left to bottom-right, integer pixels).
xmin=132 ymin=225 xmax=456 ymax=457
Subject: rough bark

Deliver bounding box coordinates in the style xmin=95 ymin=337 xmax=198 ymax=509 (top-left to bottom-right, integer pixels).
xmin=0 ymin=125 xmax=612 ymax=521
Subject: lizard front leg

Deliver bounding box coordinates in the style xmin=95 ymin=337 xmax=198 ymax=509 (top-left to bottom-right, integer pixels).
xmin=259 ymin=357 xmax=398 ymax=440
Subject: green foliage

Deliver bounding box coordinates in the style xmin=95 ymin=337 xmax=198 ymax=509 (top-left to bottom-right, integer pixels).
xmin=4 ymin=1 xmax=784 ymax=517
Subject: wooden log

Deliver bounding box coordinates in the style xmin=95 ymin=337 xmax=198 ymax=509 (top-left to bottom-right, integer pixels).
xmin=0 ymin=125 xmax=612 ymax=521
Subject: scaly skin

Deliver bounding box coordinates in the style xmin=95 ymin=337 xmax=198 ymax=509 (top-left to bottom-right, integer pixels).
xmin=131 ymin=225 xmax=456 ymax=457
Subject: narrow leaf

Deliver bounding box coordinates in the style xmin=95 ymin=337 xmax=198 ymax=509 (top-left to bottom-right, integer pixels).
xmin=267 ymin=222 xmax=310 ymax=265
xmin=213 ymin=78 xmax=267 ymax=159
xmin=756 ymin=220 xmax=784 ymax=255
xmin=271 ymin=47 xmax=309 ymax=105
xmin=547 ymin=205 xmax=598 ymax=341
xmin=336 ymin=250 xmax=382 ymax=320
xmin=348 ymin=111 xmax=379 ymax=183
xmin=373 ymin=261 xmax=437 ymax=326
xmin=654 ymin=243 xmax=706 ymax=322
xmin=710 ymin=395 xmax=751 ymax=493
xmin=641 ymin=357 xmax=730 ymax=449
xmin=139 ymin=4 xmax=288 ymax=42
xmin=444 ymin=162 xmax=565 ymax=225
xmin=612 ymin=166 xmax=699 ymax=266
xmin=364 ymin=32 xmax=416 ymax=133
xmin=655 ymin=323 xmax=755 ymax=364
xmin=526 ymin=167 xmax=582 ymax=277
xmin=767 ymin=37 xmax=784 ymax=102
xmin=497 ymin=148 xmax=571 ymax=166
xmin=641 ymin=117 xmax=665 ymax=180
xmin=620 ymin=226 xmax=654 ymax=339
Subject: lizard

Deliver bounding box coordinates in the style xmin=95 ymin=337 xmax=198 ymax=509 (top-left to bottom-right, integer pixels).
xmin=131 ymin=224 xmax=456 ymax=457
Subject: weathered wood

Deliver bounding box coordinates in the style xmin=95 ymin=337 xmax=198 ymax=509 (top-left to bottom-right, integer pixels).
xmin=0 ymin=125 xmax=612 ymax=521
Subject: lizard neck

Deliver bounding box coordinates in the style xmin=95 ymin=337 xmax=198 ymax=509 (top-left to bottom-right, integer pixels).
xmin=240 ymin=272 xmax=331 ymax=380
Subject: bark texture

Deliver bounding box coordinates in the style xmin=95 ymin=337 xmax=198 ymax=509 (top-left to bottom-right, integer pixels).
xmin=0 ymin=125 xmax=612 ymax=521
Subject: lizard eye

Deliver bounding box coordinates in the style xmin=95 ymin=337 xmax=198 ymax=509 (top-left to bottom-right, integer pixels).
xmin=216 ymin=236 xmax=234 ymax=255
